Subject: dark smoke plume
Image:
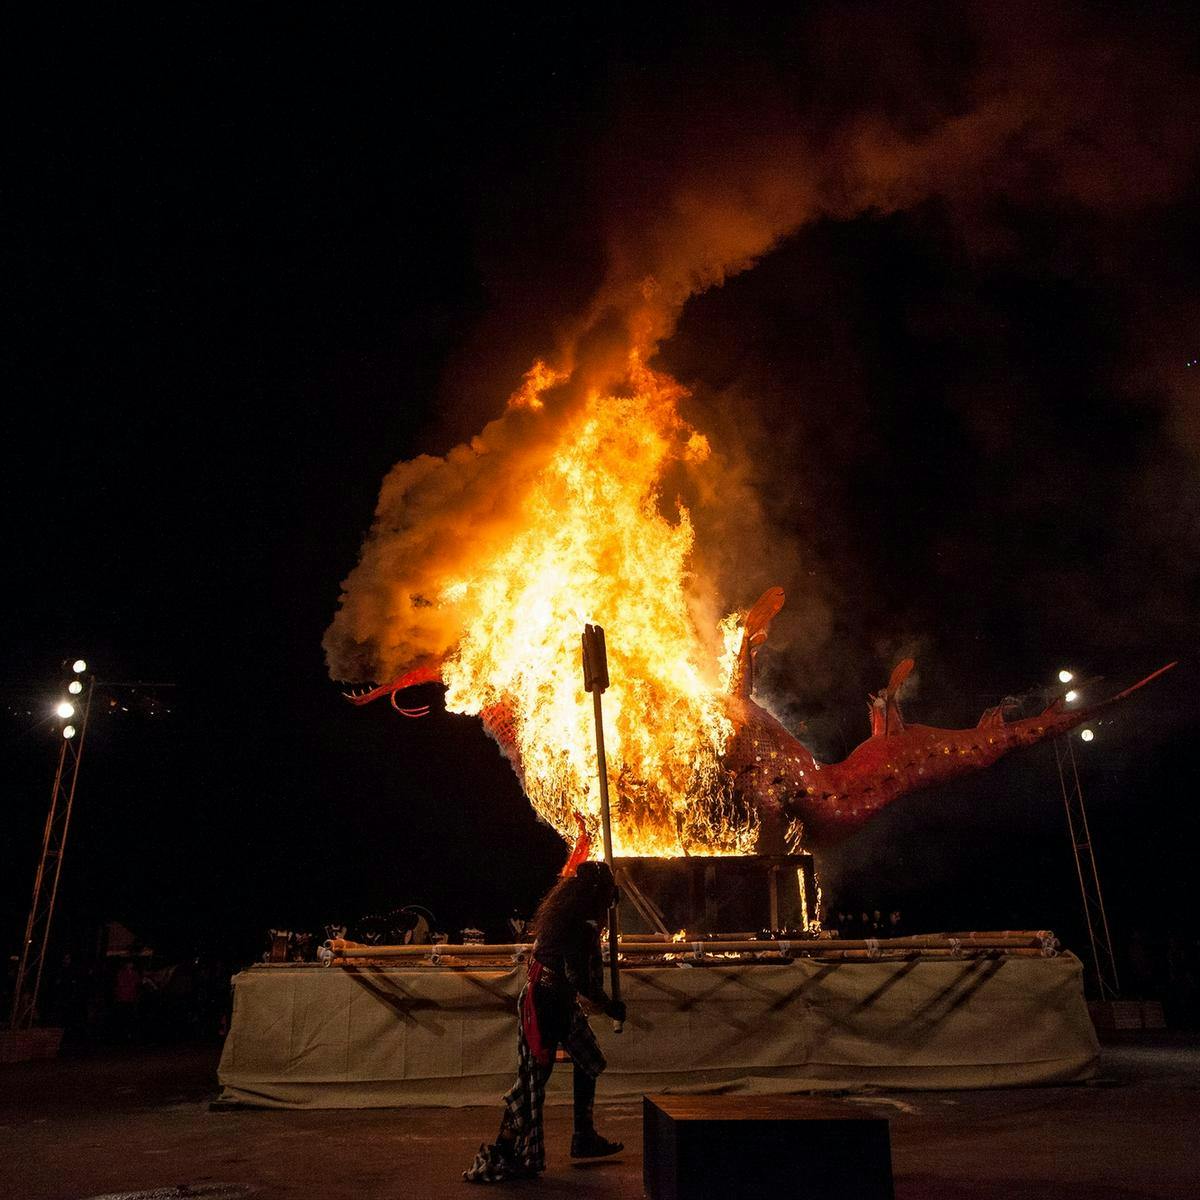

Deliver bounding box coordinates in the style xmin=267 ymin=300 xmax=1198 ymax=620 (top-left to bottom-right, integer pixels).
xmin=326 ymin=1 xmax=1198 ymax=717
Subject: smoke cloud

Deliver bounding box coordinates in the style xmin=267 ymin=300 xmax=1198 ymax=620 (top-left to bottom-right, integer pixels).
xmin=325 ymin=1 xmax=1198 ymax=714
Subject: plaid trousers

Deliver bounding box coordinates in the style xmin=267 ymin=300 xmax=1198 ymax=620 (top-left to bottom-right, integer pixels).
xmin=498 ymin=982 xmax=606 ymax=1173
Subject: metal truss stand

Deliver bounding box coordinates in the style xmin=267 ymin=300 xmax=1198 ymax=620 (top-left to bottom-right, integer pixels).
xmin=10 ymin=677 xmax=94 ymax=1031
xmin=1053 ymin=734 xmax=1119 ymax=1001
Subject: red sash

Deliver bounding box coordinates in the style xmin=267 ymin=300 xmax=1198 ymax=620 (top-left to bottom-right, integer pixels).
xmin=521 ymin=959 xmax=554 ymax=1067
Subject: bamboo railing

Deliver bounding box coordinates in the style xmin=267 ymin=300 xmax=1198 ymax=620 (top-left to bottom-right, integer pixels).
xmin=324 ymin=930 xmax=1059 ymax=964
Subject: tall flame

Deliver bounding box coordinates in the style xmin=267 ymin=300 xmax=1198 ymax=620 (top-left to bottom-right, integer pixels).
xmin=439 ymin=356 xmax=757 ymax=856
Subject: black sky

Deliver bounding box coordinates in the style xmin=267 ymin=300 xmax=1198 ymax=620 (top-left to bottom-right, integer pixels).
xmin=3 ymin=5 xmax=1198 ymax=965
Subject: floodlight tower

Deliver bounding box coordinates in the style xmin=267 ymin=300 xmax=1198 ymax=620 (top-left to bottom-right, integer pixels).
xmin=1053 ymin=669 xmax=1119 ymax=1001
xmin=9 ymin=660 xmax=95 ymax=1030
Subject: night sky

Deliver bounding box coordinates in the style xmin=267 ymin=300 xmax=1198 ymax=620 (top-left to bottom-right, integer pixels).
xmin=4 ymin=5 xmax=1198 ymax=968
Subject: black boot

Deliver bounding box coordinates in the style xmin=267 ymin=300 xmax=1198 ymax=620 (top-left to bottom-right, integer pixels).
xmin=570 ymin=1067 xmax=621 ymax=1157
xmin=570 ymin=1130 xmax=624 ymax=1158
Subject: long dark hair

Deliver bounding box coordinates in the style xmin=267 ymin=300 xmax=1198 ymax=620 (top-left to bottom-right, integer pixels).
xmin=530 ymin=861 xmax=615 ymax=945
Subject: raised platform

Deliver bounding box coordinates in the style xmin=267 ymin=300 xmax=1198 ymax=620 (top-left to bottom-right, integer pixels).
xmin=217 ymin=952 xmax=1099 ymax=1108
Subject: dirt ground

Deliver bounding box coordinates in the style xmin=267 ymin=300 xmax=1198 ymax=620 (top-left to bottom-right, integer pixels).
xmin=1 ymin=1034 xmax=1198 ymax=1200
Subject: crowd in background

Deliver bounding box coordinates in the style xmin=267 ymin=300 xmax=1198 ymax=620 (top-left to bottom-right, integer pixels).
xmin=3 ymin=949 xmax=232 ymax=1046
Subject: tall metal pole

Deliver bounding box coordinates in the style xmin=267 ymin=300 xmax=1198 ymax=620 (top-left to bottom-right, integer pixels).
xmin=582 ymin=624 xmax=622 ymax=1032
xmin=11 ymin=673 xmax=94 ymax=1031
xmin=1054 ymin=733 xmax=1120 ymax=1001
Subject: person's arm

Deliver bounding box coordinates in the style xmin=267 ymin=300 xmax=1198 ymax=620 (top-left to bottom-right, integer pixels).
xmin=563 ymin=923 xmax=625 ymax=1020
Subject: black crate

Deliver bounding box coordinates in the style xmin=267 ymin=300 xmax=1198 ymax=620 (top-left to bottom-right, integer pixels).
xmin=643 ymin=1093 xmax=893 ymax=1200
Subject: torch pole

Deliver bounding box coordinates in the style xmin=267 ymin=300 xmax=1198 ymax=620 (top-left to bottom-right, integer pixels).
xmin=591 ymin=689 xmax=623 ymax=1030
xmin=582 ymin=623 xmax=622 ymax=1033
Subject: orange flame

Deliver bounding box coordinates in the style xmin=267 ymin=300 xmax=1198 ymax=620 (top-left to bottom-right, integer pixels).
xmin=439 ymin=356 xmax=757 ymax=857
xmin=506 ymin=359 xmax=567 ymax=412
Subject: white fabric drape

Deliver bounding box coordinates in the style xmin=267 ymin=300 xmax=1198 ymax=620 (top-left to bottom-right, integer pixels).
xmin=217 ymin=954 xmax=1098 ymax=1108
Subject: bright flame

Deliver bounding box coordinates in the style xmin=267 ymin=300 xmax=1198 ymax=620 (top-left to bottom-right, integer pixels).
xmin=440 ymin=359 xmax=757 ymax=857
xmin=506 ymin=359 xmax=568 ymax=412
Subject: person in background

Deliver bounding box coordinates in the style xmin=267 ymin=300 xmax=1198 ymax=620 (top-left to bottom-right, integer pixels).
xmin=508 ymin=908 xmax=529 ymax=941
xmin=464 ymin=861 xmax=627 ymax=1183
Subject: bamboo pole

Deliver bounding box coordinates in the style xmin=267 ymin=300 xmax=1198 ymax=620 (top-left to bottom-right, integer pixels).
xmin=626 ymin=931 xmax=1050 ymax=947
xmin=941 ymin=930 xmax=1055 ymax=941
xmin=329 ymin=934 xmax=1055 ymax=959
xmin=331 ymin=942 xmax=530 ymax=958
xmin=615 ymin=938 xmax=1042 ymax=953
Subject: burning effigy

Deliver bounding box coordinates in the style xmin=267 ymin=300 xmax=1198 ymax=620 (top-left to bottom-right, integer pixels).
xmin=327 ymin=356 xmax=762 ymax=860
xmin=325 ymin=347 xmax=1172 ymax=880
xmin=321 ymin=50 xmax=1183 ymax=889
